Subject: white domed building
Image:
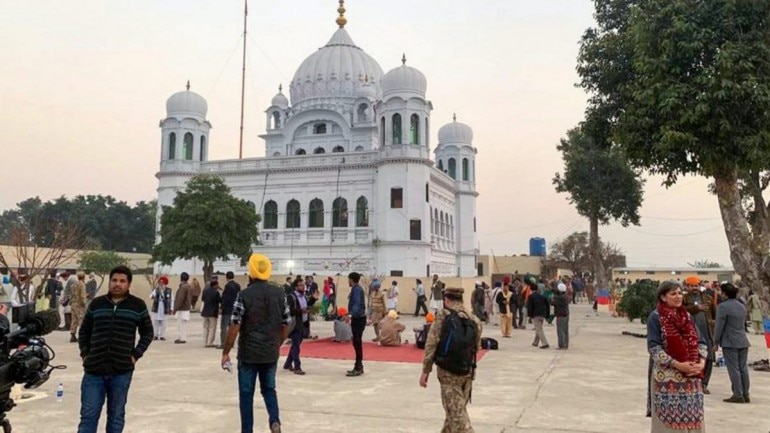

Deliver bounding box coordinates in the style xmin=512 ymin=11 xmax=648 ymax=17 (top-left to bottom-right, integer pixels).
xmin=156 ymin=5 xmax=478 ymax=277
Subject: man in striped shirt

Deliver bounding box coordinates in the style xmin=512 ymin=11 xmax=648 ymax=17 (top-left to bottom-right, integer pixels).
xmin=77 ymin=265 xmax=153 ymax=433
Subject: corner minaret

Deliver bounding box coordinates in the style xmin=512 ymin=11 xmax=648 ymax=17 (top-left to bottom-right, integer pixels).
xmin=160 ymin=82 xmax=212 ymax=164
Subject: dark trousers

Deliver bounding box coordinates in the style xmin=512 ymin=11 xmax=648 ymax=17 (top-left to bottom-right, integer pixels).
xmin=351 ymin=316 xmax=366 ymax=370
xmin=556 ymin=316 xmax=569 ymax=348
xmin=414 ymin=296 xmax=428 ymax=316
xmin=220 ymin=314 xmax=231 ymax=346
xmin=238 ymin=361 xmax=279 ymax=433
xmin=702 ymin=355 xmax=714 ymax=388
xmin=191 ymin=295 xmax=199 ymax=310
xmin=284 ymin=327 xmax=303 ymax=370
xmin=723 ymin=347 xmax=750 ymax=398
xmin=77 ymin=371 xmax=133 ymax=433
xmin=516 ymin=305 xmax=525 ymax=328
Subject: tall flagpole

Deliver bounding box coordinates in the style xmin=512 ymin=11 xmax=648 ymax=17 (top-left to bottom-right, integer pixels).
xmin=238 ymin=0 xmax=248 ymax=159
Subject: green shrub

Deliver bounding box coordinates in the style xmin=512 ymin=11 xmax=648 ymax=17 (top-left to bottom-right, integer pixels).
xmin=617 ymin=280 xmax=658 ymax=323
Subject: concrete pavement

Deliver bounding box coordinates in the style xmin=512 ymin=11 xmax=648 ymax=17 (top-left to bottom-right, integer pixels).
xmin=7 ymin=304 xmax=768 ymax=432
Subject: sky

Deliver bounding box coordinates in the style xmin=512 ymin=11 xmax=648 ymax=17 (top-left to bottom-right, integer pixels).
xmin=0 ymin=0 xmax=731 ymax=268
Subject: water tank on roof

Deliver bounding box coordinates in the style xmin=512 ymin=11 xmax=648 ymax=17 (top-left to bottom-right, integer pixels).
xmin=529 ymin=237 xmax=546 ymax=257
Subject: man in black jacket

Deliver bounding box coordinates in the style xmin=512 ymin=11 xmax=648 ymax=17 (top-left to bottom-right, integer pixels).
xmin=77 ymin=265 xmax=153 ymax=433
xmin=220 ymin=271 xmax=241 ymax=349
xmin=201 ymin=277 xmax=222 ymax=348
xmin=526 ymin=284 xmax=550 ymax=349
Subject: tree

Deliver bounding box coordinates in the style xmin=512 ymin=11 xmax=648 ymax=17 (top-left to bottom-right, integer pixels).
xmin=553 ymin=125 xmax=643 ymax=289
xmin=688 ymin=260 xmax=723 ymax=269
xmin=78 ymin=251 xmax=130 ymax=291
xmin=616 ymin=279 xmax=658 ymax=323
xmin=152 ymin=175 xmax=260 ymax=281
xmin=549 ymin=232 xmax=591 ymax=276
xmin=578 ymin=0 xmax=770 ymax=312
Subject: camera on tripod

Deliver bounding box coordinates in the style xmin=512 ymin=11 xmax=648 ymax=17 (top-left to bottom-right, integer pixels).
xmin=0 ymin=305 xmax=63 ymax=433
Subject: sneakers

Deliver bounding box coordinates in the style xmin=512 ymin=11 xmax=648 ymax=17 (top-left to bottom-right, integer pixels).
xmin=346 ymin=369 xmax=364 ymax=377
xmin=270 ymin=422 xmax=281 ymax=433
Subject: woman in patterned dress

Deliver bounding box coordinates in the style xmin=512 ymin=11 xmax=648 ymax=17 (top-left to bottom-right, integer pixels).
xmin=647 ymin=280 xmax=707 ymax=433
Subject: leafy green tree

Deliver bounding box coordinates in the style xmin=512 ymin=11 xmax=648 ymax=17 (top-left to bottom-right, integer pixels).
xmin=617 ymin=279 xmax=658 ymax=323
xmin=78 ymin=250 xmax=130 ymax=291
xmin=152 ymin=175 xmax=260 ymax=281
xmin=553 ymin=125 xmax=643 ymax=289
xmin=578 ymin=0 xmax=770 ymax=311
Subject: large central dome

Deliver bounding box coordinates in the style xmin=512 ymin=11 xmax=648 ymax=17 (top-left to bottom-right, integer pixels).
xmin=289 ymin=28 xmax=383 ymax=110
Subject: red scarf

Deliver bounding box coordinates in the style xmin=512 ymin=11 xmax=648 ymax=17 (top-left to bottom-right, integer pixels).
xmin=657 ymin=302 xmax=702 ymax=375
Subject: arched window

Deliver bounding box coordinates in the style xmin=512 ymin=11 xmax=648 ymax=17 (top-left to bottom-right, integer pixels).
xmin=313 ymin=147 xmax=326 ymax=154
xmin=332 ymin=146 xmax=345 ymax=153
xmin=168 ymin=132 xmax=176 ymax=159
xmin=357 ymin=104 xmax=368 ymax=123
xmin=380 ymin=117 xmax=386 ymax=145
xmin=440 ymin=212 xmax=445 ymax=237
xmin=437 ymin=160 xmax=444 ymax=171
xmin=183 ymin=133 xmax=194 ymax=160
xmin=426 ymin=117 xmax=430 ymax=146
xmin=263 ymin=201 xmax=278 ymax=229
xmin=450 ymin=215 xmax=454 ymax=239
xmin=271 ymin=111 xmax=281 ymax=129
xmin=448 ymin=158 xmax=456 ymax=179
xmin=354 ymin=145 xmax=364 ymax=151
xmin=434 ymin=209 xmax=439 ymax=235
xmin=309 ymin=198 xmax=324 ymax=228
xmin=286 ymin=200 xmax=300 ymax=229
xmin=392 ymin=114 xmax=402 ymax=144
xmin=462 ymin=158 xmax=469 ymax=181
xmin=272 ymin=151 xmax=281 ymax=157
xmin=332 ymin=197 xmax=348 ymax=227
xmin=410 ymin=114 xmax=420 ymax=144
xmin=295 ymin=148 xmax=306 ymax=155
xmin=356 ymin=196 xmax=368 ymax=227
xmin=430 ymin=206 xmax=434 ymax=234
xmin=200 ymin=136 xmax=207 ymax=161
xmin=313 ymin=123 xmax=327 ymax=134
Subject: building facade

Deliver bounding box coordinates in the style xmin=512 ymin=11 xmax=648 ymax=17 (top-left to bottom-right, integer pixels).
xmin=155 ymin=9 xmax=479 ymax=278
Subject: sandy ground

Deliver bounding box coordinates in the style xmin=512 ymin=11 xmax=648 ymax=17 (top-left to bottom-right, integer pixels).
xmin=6 ymin=304 xmax=769 ymax=433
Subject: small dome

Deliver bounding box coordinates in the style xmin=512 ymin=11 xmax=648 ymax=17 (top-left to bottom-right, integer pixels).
xmin=382 ymin=55 xmax=427 ymax=97
xmin=166 ymin=83 xmax=207 ymax=119
xmin=438 ymin=115 xmax=473 ymax=144
xmin=271 ymin=85 xmax=289 ymax=108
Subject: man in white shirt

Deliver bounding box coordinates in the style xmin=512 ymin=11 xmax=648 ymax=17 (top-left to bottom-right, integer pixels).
xmin=386 ymin=281 xmax=399 ymax=312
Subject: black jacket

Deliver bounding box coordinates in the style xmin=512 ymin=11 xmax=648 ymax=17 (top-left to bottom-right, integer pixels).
xmin=552 ymin=293 xmax=570 ymax=317
xmin=526 ymin=291 xmax=550 ymax=318
xmin=79 ymin=293 xmax=153 ymax=375
xmin=200 ymin=285 xmax=222 ymax=318
xmin=287 ymin=291 xmax=318 ymax=324
xmin=237 ymin=280 xmax=289 ymax=364
xmin=495 ymin=291 xmax=513 ymax=315
xmin=221 ymin=280 xmax=241 ymax=316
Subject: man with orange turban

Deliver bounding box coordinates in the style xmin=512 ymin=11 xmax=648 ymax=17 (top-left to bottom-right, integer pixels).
xmin=683 ymin=275 xmax=716 ymax=394
xmin=221 ymin=254 xmax=290 ymax=433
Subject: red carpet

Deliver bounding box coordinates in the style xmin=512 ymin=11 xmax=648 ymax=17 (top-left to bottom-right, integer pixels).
xmin=280 ymin=337 xmax=488 ymax=364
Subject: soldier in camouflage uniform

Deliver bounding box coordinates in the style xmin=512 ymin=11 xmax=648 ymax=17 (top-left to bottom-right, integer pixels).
xmin=420 ymin=287 xmax=482 ymax=433
xmin=69 ymin=272 xmax=88 ymax=343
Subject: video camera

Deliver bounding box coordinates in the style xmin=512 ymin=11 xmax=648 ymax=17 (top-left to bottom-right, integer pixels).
xmin=0 ymin=305 xmax=62 ymax=433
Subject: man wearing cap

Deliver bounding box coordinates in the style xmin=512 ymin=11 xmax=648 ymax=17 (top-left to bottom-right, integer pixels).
xmin=172 ymin=272 xmax=193 ymax=344
xmin=344 ymin=272 xmax=367 ymax=376
xmin=221 ymin=254 xmax=290 ymax=433
xmin=553 ymin=283 xmax=570 ymax=349
xmin=379 ymin=310 xmax=406 ymax=346
xmin=420 ymin=287 xmax=482 ymax=432
xmin=150 ymin=276 xmax=172 ymax=340
xmin=683 ymin=275 xmax=716 ymax=393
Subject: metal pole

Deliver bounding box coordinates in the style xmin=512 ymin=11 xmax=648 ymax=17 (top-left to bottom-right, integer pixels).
xmin=238 ymin=0 xmax=248 ymax=159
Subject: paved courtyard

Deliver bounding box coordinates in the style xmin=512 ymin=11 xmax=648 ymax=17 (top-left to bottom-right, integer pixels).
xmin=9 ymin=304 xmax=769 ymax=432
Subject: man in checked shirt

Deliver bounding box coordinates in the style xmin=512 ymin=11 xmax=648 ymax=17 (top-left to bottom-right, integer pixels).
xmin=221 ymin=254 xmax=290 ymax=433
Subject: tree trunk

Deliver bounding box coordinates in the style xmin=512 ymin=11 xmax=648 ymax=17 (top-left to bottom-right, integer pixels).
xmin=589 ymin=215 xmax=607 ymax=290
xmin=713 ymin=170 xmax=770 ymax=314
xmin=202 ymin=260 xmax=214 ymax=283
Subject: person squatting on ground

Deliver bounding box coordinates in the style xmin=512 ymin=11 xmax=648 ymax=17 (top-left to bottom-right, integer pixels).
xmin=284 ymin=278 xmax=319 ymax=375
xmin=420 ymin=287 xmax=482 ymax=433
xmin=221 ymin=271 xmax=242 ymax=348
xmin=682 ymin=276 xmax=715 ymax=394
xmin=527 ymin=284 xmax=550 ymax=349
xmin=221 ymin=254 xmax=290 ymax=433
xmin=173 ymin=272 xmax=193 ymax=344
xmin=378 ymin=309 xmax=406 ymax=346
xmin=553 ymin=283 xmax=570 ymax=349
xmin=69 ymin=272 xmax=88 ymax=343
xmin=344 ymin=272 xmax=367 ymax=376
xmin=646 ymin=280 xmax=706 ymax=433
xmin=77 ymin=265 xmax=154 ymax=433
xmin=714 ymin=282 xmax=752 ymax=404
xmin=201 ymin=276 xmax=222 ymax=348
xmin=369 ymin=282 xmax=386 ymax=342
xmin=150 ymin=276 xmax=172 ymax=340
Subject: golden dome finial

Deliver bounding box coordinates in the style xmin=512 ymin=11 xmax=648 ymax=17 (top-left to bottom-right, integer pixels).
xmin=336 ymin=0 xmax=347 ymax=29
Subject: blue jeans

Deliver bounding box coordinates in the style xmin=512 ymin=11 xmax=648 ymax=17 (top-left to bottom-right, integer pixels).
xmin=77 ymin=371 xmax=133 ymax=433
xmin=238 ymin=361 xmax=279 ymax=433
xmin=284 ymin=327 xmax=303 ymax=370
